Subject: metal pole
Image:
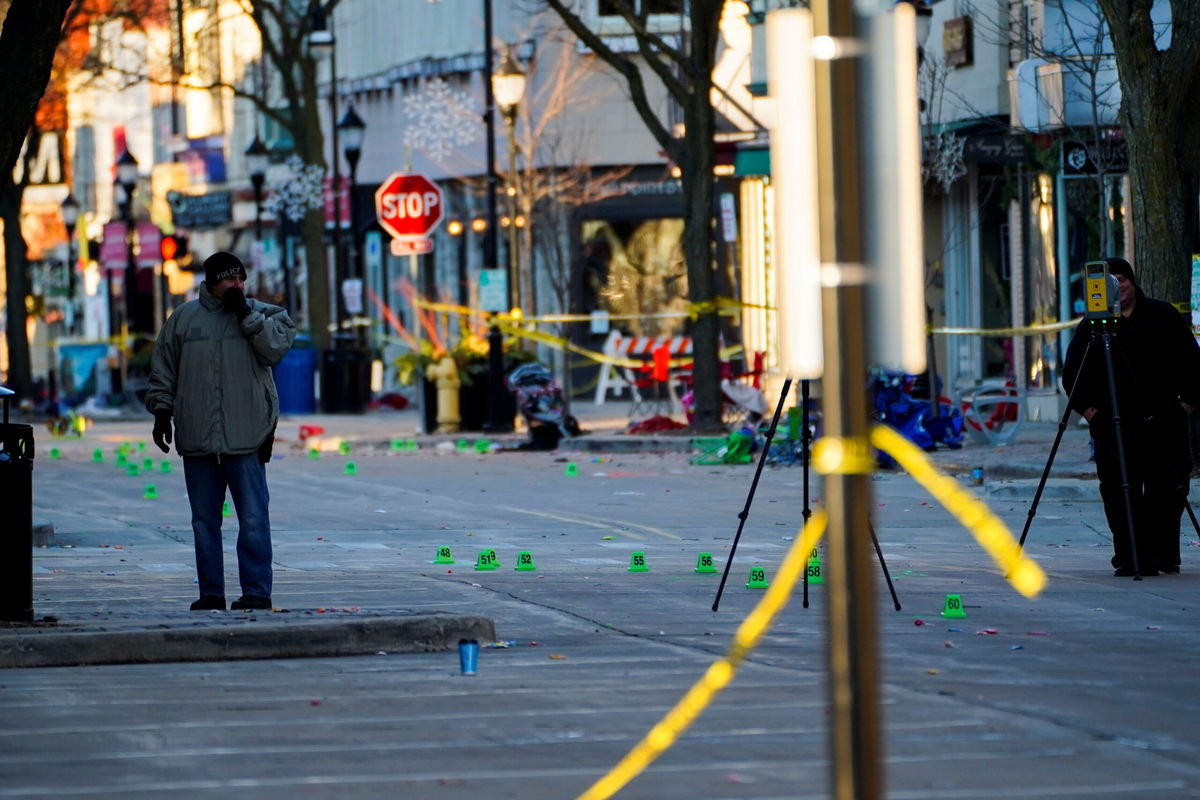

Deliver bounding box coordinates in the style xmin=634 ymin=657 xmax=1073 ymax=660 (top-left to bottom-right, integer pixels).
xmin=811 ymin=0 xmax=881 ymax=798
xmin=504 ymin=109 xmax=521 ymax=312
xmin=483 ymin=0 xmax=511 ymax=432
xmin=329 ymin=13 xmax=344 ymax=333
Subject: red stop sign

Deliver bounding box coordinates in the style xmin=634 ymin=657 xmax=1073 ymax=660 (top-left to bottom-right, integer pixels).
xmin=375 ymin=173 xmax=444 ymax=239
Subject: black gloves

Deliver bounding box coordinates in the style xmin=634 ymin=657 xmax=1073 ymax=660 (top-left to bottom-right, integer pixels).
xmin=152 ymin=411 xmax=173 ymax=453
xmin=222 ymin=287 xmax=251 ymax=320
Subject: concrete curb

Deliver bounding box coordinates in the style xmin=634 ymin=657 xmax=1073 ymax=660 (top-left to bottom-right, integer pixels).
xmin=0 ymin=613 xmax=495 ymax=669
xmin=313 ymin=435 xmax=697 ymax=455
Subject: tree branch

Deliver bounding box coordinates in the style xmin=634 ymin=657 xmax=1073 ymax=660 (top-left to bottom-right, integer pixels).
xmin=542 ymin=0 xmax=676 ymax=153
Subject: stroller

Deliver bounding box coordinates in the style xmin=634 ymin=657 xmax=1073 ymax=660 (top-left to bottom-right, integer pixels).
xmin=870 ymin=369 xmax=963 ymax=467
xmin=506 ymin=362 xmax=582 ymax=450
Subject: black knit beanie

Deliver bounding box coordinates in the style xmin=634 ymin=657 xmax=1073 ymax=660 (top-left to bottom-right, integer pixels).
xmin=204 ymin=251 xmax=247 ymax=287
xmin=1105 ymin=257 xmax=1135 ymax=286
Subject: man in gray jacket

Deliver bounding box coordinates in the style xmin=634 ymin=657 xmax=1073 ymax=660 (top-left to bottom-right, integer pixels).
xmin=146 ymin=252 xmax=296 ymax=610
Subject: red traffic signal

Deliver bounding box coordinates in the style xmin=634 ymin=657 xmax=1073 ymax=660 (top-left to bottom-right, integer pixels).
xmin=160 ymin=234 xmax=188 ymax=263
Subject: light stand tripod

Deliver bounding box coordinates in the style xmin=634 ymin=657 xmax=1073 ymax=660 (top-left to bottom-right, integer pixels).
xmin=712 ymin=378 xmax=902 ymax=612
xmin=1019 ymin=317 xmax=1148 ymax=578
xmin=1019 ymin=317 xmax=1200 ymax=576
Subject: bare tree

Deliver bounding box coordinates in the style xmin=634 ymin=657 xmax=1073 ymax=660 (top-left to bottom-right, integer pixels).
xmin=1098 ymin=0 xmax=1200 ymax=302
xmin=511 ymin=25 xmax=633 ymax=407
xmin=67 ymin=0 xmax=342 ymax=351
xmin=543 ymin=0 xmax=725 ymax=432
xmin=964 ymin=0 xmax=1200 ymax=301
xmin=963 ymin=1 xmax=1124 ymax=256
xmin=0 ymin=0 xmax=75 ymax=401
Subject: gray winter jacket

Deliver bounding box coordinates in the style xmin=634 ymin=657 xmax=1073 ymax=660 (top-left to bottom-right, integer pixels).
xmin=145 ymin=283 xmax=296 ymax=457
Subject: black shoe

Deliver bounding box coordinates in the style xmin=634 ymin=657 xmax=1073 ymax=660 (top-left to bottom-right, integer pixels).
xmin=190 ymin=594 xmax=226 ymax=611
xmin=231 ymin=594 xmax=272 ymax=610
xmin=1113 ymin=566 xmax=1159 ymax=577
xmin=1161 ymin=564 xmax=1181 ymax=574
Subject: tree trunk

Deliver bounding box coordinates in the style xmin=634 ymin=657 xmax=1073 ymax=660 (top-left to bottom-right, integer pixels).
xmin=1099 ymin=0 xmax=1200 ymax=304
xmin=679 ymin=4 xmax=723 ymax=434
xmin=292 ymin=80 xmax=331 ymax=351
xmin=1 ymin=180 xmax=33 ymax=400
xmin=0 ymin=0 xmax=72 ymax=193
xmin=678 ymin=143 xmax=721 ymax=433
xmin=1122 ymin=93 xmax=1193 ymax=302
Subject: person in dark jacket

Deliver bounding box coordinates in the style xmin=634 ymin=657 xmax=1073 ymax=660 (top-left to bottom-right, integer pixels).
xmin=145 ymin=252 xmax=296 ymax=610
xmin=1062 ymin=257 xmax=1200 ymax=576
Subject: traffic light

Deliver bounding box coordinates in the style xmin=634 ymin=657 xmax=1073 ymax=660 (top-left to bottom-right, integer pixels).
xmin=160 ymin=234 xmax=189 ymax=266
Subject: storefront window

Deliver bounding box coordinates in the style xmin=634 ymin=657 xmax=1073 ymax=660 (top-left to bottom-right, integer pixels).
xmin=580 ymin=218 xmax=687 ymax=336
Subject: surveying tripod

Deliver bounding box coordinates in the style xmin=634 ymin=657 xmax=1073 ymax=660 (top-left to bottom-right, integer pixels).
xmin=711 ymin=378 xmax=902 ymax=612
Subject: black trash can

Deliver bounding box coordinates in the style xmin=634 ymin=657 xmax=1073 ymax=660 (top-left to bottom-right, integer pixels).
xmin=0 ymin=391 xmax=34 ymax=622
xmin=320 ymin=337 xmax=371 ymax=414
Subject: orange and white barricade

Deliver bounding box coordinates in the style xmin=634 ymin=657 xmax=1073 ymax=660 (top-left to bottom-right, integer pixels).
xmin=593 ymin=330 xmax=693 ymax=407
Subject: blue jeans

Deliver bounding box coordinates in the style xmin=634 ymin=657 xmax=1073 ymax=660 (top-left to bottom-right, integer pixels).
xmin=182 ymin=453 xmax=272 ymax=599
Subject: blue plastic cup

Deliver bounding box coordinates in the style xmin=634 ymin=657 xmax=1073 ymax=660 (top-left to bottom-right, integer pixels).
xmin=458 ymin=639 xmax=479 ymax=675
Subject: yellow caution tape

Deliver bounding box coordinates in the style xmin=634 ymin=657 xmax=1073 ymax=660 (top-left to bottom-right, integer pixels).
xmin=812 ymin=436 xmax=875 ymax=474
xmin=868 ymin=424 xmax=1047 ymax=598
xmin=495 ymin=319 xmax=742 ymax=370
xmin=577 ymin=424 xmax=1047 ymax=800
xmin=574 ymin=511 xmax=829 ymax=800
xmin=930 ymin=318 xmax=1080 ymax=337
xmin=688 ymin=297 xmax=775 ymax=320
xmin=408 ymin=295 xmax=762 ymax=325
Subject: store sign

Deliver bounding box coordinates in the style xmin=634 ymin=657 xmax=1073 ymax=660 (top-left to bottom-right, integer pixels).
xmin=1061 ymin=139 xmax=1128 ymax=176
xmin=719 ymin=193 xmax=738 ymax=243
xmin=136 ymin=223 xmax=161 ymax=268
xmin=942 ymin=17 xmax=974 ymax=68
xmin=962 ymin=134 xmax=1030 ymax=164
xmin=101 ymin=222 xmax=127 ymax=272
xmin=12 ymin=131 xmax=65 ymax=186
xmin=479 ymin=269 xmax=507 ymax=313
xmin=167 ymin=190 xmax=233 ymax=229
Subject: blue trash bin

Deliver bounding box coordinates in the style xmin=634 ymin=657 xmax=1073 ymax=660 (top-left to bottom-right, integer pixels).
xmin=274 ymin=344 xmax=317 ymax=415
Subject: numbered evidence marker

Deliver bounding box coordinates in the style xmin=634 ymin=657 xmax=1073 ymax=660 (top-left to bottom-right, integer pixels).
xmin=746 ymin=567 xmax=769 ymax=589
xmin=475 ymin=549 xmax=499 ymax=571
xmin=806 ymin=556 xmax=824 ymax=585
xmin=941 ymin=593 xmax=967 ymax=619
xmin=515 ymin=551 xmax=537 ymax=571
xmin=434 ymin=546 xmax=455 ymax=565
xmin=695 ymin=552 xmax=717 ymax=574
xmin=628 ymin=551 xmax=649 ymax=572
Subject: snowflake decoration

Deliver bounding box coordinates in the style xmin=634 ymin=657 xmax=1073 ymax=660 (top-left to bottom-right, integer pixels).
xmin=923 ymin=131 xmax=967 ymax=195
xmin=265 ymin=155 xmax=326 ymax=222
xmin=403 ymin=77 xmax=479 ymax=160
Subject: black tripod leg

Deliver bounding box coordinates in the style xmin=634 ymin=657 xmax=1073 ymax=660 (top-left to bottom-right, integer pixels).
xmin=1184 ymin=499 xmax=1200 ymax=540
xmin=801 ymin=379 xmax=812 ymax=608
xmin=1019 ymin=333 xmax=1095 ymax=549
xmin=1100 ymin=327 xmax=1144 ymax=579
xmin=712 ymin=378 xmax=793 ymax=612
xmin=868 ymin=522 xmax=902 ymax=610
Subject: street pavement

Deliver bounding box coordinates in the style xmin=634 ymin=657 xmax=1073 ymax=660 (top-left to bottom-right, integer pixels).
xmin=2 ymin=402 xmax=1199 ymax=799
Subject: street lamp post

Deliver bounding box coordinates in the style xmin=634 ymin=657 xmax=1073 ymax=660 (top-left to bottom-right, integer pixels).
xmin=337 ymin=105 xmax=366 ymax=348
xmin=60 ymin=192 xmax=80 ymax=335
xmin=308 ymin=4 xmax=345 ymax=331
xmin=245 ymin=135 xmax=269 ymax=241
xmin=425 ymin=0 xmax=513 ymax=432
xmin=245 ymin=135 xmax=270 ymax=301
xmin=115 ymin=147 xmax=139 ymax=395
xmin=310 ymin=3 xmax=368 ymax=413
xmin=493 ymin=47 xmax=526 ymax=313
xmin=116 ymin=146 xmax=139 ymax=328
